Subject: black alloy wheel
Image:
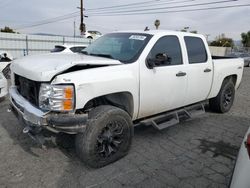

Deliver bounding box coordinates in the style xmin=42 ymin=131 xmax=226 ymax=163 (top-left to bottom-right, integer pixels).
xmin=75 ymin=105 xmax=133 ymax=168
xmin=96 ymin=121 xmax=124 ymax=158
xmin=223 ymin=88 xmax=233 ymax=109
xmin=209 ymin=80 xmax=235 ymax=113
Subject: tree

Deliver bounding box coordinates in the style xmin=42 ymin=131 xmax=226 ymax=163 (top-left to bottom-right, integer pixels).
xmin=241 ymin=31 xmax=250 ymax=47
xmin=190 ymin=30 xmax=197 ymax=34
xmin=210 ymin=37 xmax=234 ymax=47
xmin=180 ymin=27 xmax=197 ymax=34
xmin=154 ymin=20 xmax=160 ymax=30
xmin=0 ymin=26 xmax=16 ymax=33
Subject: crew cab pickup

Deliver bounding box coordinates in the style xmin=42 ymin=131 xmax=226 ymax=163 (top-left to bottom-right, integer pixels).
xmin=9 ymin=30 xmax=244 ymax=168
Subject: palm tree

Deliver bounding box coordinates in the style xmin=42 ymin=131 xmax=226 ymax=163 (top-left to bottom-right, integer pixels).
xmin=154 ymin=20 xmax=160 ymax=30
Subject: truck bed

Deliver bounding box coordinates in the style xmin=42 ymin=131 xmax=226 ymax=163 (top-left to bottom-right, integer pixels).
xmin=212 ymin=56 xmax=238 ymax=59
xmin=208 ymin=57 xmax=244 ymax=99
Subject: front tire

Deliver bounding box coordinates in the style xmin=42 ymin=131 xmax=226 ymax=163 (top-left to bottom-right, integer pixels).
xmin=75 ymin=105 xmax=133 ymax=168
xmin=209 ymin=80 xmax=235 ymax=113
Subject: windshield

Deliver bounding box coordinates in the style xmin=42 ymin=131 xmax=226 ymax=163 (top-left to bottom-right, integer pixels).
xmin=82 ymin=33 xmax=152 ymax=63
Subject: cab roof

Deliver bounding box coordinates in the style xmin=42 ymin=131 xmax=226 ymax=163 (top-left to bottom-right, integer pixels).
xmin=112 ymin=30 xmax=205 ymax=39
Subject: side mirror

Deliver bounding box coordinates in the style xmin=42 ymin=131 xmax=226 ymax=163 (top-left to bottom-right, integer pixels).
xmin=146 ymin=53 xmax=170 ymax=69
xmin=146 ymin=58 xmax=155 ymax=69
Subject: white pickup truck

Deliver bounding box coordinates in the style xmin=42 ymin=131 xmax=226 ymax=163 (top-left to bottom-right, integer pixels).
xmin=9 ymin=30 xmax=243 ymax=168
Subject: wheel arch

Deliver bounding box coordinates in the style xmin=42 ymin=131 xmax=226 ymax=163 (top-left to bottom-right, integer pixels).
xmin=81 ymin=92 xmax=134 ymax=117
xmin=209 ymin=75 xmax=236 ymax=113
xmin=223 ymin=74 xmax=237 ymax=86
xmin=208 ymin=74 xmax=238 ymax=99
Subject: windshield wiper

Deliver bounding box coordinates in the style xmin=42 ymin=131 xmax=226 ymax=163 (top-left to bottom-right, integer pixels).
xmin=89 ymin=53 xmax=114 ymax=59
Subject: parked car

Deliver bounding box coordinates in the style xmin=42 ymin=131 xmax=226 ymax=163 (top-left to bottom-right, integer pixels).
xmin=230 ymin=126 xmax=250 ymax=188
xmin=0 ymin=51 xmax=13 ymax=79
xmin=9 ymin=30 xmax=243 ymax=168
xmin=0 ymin=72 xmax=8 ymax=99
xmin=227 ymin=52 xmax=250 ymax=67
xmin=84 ymin=30 xmax=102 ymax=40
xmin=50 ymin=44 xmax=87 ymax=53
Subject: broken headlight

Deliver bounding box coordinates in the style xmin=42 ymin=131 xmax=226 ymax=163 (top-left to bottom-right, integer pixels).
xmin=39 ymin=84 xmax=75 ymax=111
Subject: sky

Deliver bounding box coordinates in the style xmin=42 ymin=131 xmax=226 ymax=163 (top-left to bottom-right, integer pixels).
xmin=0 ymin=0 xmax=250 ymax=40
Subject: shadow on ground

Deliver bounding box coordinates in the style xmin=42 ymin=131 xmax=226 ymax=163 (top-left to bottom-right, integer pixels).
xmin=1 ymin=97 xmax=250 ymax=188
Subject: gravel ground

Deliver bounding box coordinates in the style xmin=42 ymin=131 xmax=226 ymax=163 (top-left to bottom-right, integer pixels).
xmin=1 ymin=69 xmax=250 ymax=188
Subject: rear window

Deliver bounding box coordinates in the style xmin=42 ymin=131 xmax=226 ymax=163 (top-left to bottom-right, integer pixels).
xmin=70 ymin=46 xmax=86 ymax=53
xmin=51 ymin=46 xmax=66 ymax=53
xmin=184 ymin=36 xmax=207 ymax=64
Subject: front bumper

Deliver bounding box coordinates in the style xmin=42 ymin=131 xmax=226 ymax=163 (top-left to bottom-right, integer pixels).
xmin=9 ymin=86 xmax=87 ymax=134
xmin=0 ymin=78 xmax=8 ymax=98
xmin=244 ymin=60 xmax=250 ymax=67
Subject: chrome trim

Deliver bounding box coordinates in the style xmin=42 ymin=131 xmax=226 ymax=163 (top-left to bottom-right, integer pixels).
xmin=9 ymin=86 xmax=48 ymax=126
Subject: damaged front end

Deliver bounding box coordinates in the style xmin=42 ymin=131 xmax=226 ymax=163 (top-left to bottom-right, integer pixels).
xmin=9 ymin=86 xmax=88 ymax=146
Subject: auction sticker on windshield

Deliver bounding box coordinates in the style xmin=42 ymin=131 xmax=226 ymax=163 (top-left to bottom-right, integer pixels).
xmin=129 ymin=35 xmax=147 ymax=40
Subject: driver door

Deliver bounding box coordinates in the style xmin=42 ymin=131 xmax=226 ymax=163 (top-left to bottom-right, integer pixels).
xmin=139 ymin=35 xmax=188 ymax=118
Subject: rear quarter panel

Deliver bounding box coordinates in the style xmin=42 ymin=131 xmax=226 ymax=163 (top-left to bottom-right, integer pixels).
xmin=208 ymin=58 xmax=244 ymax=99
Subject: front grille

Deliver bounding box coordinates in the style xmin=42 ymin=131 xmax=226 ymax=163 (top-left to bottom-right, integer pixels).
xmin=15 ymin=74 xmax=40 ymax=107
xmin=2 ymin=64 xmax=10 ymax=79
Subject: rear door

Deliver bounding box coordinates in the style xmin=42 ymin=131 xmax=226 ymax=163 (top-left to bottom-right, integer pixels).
xmin=183 ymin=36 xmax=213 ymax=105
xmin=139 ymin=35 xmax=188 ymax=118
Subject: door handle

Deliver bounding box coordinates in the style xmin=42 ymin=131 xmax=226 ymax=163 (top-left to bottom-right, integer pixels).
xmin=204 ymin=68 xmax=212 ymax=73
xmin=176 ymin=71 xmax=186 ymax=77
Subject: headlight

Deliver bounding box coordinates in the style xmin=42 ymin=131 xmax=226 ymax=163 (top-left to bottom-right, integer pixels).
xmin=39 ymin=84 xmax=75 ymax=111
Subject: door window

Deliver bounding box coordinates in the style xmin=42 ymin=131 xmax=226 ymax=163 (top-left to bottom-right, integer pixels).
xmin=184 ymin=36 xmax=207 ymax=64
xmin=148 ymin=36 xmax=183 ymax=66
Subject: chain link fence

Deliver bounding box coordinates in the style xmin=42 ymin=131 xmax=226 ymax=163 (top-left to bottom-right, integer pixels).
xmin=0 ymin=32 xmax=91 ymax=59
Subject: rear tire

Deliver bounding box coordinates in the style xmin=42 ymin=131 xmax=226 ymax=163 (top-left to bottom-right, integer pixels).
xmin=209 ymin=80 xmax=235 ymax=113
xmin=75 ymin=105 xmax=133 ymax=168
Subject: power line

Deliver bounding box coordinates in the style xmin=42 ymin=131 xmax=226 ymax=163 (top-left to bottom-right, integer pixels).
xmin=12 ymin=0 xmax=194 ymax=30
xmin=86 ymin=0 xmax=195 ymax=13
xmin=87 ymin=0 xmax=237 ymax=15
xmin=13 ymin=2 xmax=250 ymax=30
xmin=86 ymin=0 xmax=175 ymax=11
xmin=15 ymin=11 xmax=79 ymax=30
xmin=88 ymin=3 xmax=250 ymax=16
xmin=16 ymin=14 xmax=78 ymax=30
xmin=0 ymin=19 xmax=32 ymax=24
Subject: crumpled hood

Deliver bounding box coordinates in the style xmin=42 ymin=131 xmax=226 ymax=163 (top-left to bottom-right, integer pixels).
xmin=11 ymin=53 xmax=122 ymax=81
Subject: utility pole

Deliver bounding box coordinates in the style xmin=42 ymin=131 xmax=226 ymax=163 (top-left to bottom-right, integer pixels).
xmin=74 ymin=21 xmax=76 ymax=38
xmin=80 ymin=0 xmax=86 ymax=35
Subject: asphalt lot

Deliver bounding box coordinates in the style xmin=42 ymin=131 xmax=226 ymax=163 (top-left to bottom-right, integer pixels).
xmin=1 ymin=69 xmax=250 ymax=188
